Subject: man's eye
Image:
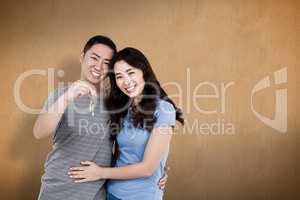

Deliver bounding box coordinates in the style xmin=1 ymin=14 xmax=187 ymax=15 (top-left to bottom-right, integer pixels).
xmin=91 ymin=57 xmax=98 ymax=61
xmin=104 ymin=61 xmax=110 ymax=65
xmin=128 ymin=71 xmax=135 ymax=75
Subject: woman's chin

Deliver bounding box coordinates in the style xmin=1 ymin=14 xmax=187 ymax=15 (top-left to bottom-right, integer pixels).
xmin=127 ymin=94 xmax=136 ymax=98
xmin=124 ymin=92 xmax=138 ymax=98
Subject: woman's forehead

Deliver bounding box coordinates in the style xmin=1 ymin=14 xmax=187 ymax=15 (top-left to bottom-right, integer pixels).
xmin=114 ymin=61 xmax=135 ymax=72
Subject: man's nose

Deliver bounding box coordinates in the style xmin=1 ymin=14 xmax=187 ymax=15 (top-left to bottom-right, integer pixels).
xmin=95 ymin=60 xmax=103 ymax=70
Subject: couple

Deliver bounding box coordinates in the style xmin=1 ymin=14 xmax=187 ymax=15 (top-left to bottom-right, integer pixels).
xmin=34 ymin=35 xmax=184 ymax=200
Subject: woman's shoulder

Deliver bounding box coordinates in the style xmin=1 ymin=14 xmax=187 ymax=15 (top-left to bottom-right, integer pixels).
xmin=156 ymin=99 xmax=176 ymax=114
xmin=154 ymin=99 xmax=176 ymax=127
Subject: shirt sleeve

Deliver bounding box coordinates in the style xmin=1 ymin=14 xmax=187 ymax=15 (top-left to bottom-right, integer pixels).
xmin=42 ymin=87 xmax=67 ymax=112
xmin=154 ymin=100 xmax=176 ymax=128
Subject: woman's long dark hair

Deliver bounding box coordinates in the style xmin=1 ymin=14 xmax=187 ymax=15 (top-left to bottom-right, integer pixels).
xmin=106 ymin=47 xmax=184 ymax=151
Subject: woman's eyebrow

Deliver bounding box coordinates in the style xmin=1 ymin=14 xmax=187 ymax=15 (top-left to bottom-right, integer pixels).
xmin=114 ymin=68 xmax=134 ymax=75
xmin=125 ymin=68 xmax=134 ymax=73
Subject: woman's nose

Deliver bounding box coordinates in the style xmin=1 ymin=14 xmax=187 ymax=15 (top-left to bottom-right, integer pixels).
xmin=124 ymin=77 xmax=132 ymax=86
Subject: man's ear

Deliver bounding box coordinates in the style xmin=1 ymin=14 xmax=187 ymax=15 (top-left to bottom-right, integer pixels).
xmin=79 ymin=52 xmax=85 ymax=63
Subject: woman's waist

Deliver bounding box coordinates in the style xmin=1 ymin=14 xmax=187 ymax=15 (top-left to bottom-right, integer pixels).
xmin=107 ymin=178 xmax=163 ymax=197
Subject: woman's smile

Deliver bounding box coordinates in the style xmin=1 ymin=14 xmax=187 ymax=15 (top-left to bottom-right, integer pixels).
xmin=124 ymin=83 xmax=137 ymax=93
xmin=114 ymin=60 xmax=145 ymax=98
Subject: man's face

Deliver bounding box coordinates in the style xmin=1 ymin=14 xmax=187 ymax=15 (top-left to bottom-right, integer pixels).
xmin=80 ymin=44 xmax=114 ymax=85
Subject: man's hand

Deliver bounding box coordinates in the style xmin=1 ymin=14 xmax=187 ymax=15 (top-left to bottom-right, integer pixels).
xmin=65 ymin=80 xmax=97 ymax=102
xmin=33 ymin=80 xmax=96 ymax=140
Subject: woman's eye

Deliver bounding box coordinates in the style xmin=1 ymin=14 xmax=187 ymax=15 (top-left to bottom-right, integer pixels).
xmin=128 ymin=71 xmax=135 ymax=75
xmin=115 ymin=76 xmax=122 ymax=79
xmin=104 ymin=61 xmax=110 ymax=65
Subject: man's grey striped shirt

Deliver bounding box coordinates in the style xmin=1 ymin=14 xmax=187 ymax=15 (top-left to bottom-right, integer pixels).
xmin=38 ymin=87 xmax=112 ymax=200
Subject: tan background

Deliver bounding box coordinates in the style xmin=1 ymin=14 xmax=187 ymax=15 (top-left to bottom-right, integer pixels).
xmin=0 ymin=0 xmax=299 ymax=199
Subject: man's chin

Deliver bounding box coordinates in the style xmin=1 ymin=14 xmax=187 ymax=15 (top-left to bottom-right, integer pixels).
xmin=82 ymin=78 xmax=98 ymax=85
xmin=88 ymin=77 xmax=105 ymax=85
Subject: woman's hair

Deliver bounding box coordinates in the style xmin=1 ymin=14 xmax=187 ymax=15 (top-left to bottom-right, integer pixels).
xmin=83 ymin=35 xmax=117 ymax=55
xmin=106 ymin=47 xmax=184 ymax=142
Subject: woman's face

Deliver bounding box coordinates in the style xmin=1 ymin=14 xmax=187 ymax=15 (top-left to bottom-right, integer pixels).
xmin=114 ymin=60 xmax=145 ymax=98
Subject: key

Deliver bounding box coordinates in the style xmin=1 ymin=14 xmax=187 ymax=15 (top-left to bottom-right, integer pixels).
xmin=89 ymin=96 xmax=94 ymax=116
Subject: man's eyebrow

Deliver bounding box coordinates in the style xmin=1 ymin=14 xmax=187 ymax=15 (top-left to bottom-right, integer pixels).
xmin=91 ymin=52 xmax=101 ymax=58
xmin=91 ymin=52 xmax=111 ymax=62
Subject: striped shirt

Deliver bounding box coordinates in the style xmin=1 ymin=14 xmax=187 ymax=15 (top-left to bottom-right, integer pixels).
xmin=38 ymin=87 xmax=112 ymax=200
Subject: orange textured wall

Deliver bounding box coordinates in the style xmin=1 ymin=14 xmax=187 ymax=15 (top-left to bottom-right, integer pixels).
xmin=0 ymin=0 xmax=299 ymax=199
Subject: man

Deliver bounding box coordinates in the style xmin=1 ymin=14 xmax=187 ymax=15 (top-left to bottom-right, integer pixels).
xmin=34 ymin=35 xmax=167 ymax=200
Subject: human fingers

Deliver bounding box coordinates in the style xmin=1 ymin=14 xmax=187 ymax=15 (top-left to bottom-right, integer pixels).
xmin=76 ymin=80 xmax=97 ymax=96
xmin=69 ymin=166 xmax=86 ymax=171
xmin=74 ymin=178 xmax=89 ymax=183
xmin=80 ymin=161 xmax=95 ymax=166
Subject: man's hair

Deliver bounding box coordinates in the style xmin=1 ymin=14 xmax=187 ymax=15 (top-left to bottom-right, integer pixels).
xmin=83 ymin=35 xmax=117 ymax=55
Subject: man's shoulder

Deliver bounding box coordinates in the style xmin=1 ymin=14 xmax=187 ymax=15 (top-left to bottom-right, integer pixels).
xmin=52 ymin=86 xmax=69 ymax=96
xmin=42 ymin=87 xmax=68 ymax=111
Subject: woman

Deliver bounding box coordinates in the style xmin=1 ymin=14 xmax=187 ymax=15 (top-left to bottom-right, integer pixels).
xmin=68 ymin=47 xmax=184 ymax=200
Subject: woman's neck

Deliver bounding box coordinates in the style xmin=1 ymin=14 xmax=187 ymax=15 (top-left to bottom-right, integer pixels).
xmin=133 ymin=95 xmax=142 ymax=106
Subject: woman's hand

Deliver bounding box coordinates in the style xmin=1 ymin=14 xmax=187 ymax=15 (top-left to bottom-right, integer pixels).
xmin=158 ymin=166 xmax=170 ymax=190
xmin=68 ymin=161 xmax=106 ymax=183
